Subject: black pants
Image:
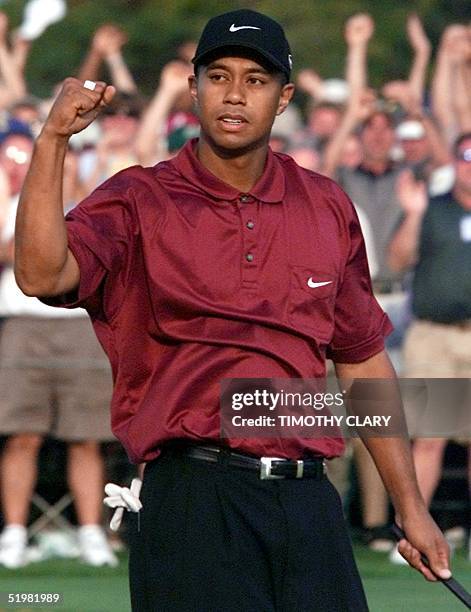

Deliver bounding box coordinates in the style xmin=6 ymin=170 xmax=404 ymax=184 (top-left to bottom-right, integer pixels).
xmin=128 ymin=451 xmax=369 ymax=612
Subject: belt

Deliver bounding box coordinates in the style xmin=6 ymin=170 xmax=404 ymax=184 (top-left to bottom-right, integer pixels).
xmin=164 ymin=444 xmax=327 ymax=480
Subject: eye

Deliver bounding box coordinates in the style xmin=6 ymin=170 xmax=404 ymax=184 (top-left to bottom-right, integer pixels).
xmin=248 ymin=76 xmax=265 ymax=85
xmin=208 ymin=73 xmax=226 ymax=82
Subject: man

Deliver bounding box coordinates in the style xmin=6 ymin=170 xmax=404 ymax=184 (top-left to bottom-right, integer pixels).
xmin=0 ymin=132 xmax=117 ymax=568
xmin=15 ymin=9 xmax=449 ymax=611
xmin=389 ymin=132 xmax=471 ymax=560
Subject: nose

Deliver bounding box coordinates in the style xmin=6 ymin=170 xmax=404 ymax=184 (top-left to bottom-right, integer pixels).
xmin=223 ymin=78 xmax=246 ymax=105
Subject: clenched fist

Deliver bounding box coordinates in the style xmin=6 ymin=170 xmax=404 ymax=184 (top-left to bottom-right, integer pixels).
xmin=42 ymin=77 xmax=116 ymax=139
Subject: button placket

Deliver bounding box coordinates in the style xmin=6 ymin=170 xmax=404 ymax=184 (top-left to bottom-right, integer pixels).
xmin=237 ymin=195 xmax=258 ymax=285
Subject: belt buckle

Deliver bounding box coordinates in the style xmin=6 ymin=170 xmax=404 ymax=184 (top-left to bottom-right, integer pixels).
xmin=260 ymin=457 xmax=302 ymax=480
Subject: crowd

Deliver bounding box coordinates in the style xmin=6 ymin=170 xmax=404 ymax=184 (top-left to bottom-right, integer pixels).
xmin=0 ymin=4 xmax=469 ymax=571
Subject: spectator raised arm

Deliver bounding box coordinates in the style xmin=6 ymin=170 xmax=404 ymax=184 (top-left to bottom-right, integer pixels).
xmin=321 ymin=88 xmax=376 ymax=178
xmin=295 ymin=68 xmax=323 ymax=102
xmin=344 ymin=13 xmax=374 ymax=98
xmin=321 ymin=13 xmax=375 ymax=177
xmin=406 ymin=14 xmax=431 ymax=107
xmin=431 ymin=25 xmax=468 ymax=142
xmin=0 ymin=13 xmax=26 ymax=109
xmin=453 ymin=44 xmax=471 ymax=133
xmin=77 ymin=23 xmax=137 ymax=94
xmin=98 ymin=25 xmax=137 ymax=95
xmin=135 ymin=60 xmax=192 ymax=166
xmin=387 ymin=169 xmax=428 ymax=273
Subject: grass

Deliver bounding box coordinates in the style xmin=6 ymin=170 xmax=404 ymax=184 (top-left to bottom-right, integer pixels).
xmin=0 ymin=546 xmax=469 ymax=611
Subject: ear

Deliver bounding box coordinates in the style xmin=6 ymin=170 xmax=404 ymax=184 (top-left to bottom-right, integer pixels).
xmin=276 ymin=83 xmax=295 ymax=116
xmin=189 ymin=74 xmax=198 ymax=106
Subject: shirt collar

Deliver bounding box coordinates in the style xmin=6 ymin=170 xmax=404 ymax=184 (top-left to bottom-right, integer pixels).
xmin=171 ymin=138 xmax=285 ymax=203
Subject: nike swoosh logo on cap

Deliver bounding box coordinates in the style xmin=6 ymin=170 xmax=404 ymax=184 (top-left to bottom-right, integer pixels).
xmin=229 ymin=24 xmax=261 ymax=32
xmin=307 ymin=278 xmax=333 ymax=289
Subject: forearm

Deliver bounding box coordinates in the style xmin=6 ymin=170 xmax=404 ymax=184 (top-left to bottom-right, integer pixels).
xmin=12 ymin=37 xmax=30 ymax=73
xmin=388 ymin=211 xmax=423 ymax=272
xmin=135 ymin=87 xmax=176 ymax=165
xmin=335 ymin=352 xmax=424 ymax=517
xmin=431 ymin=51 xmax=456 ymax=138
xmin=77 ymin=48 xmax=102 ymax=82
xmin=408 ymin=47 xmax=430 ymax=104
xmin=453 ymin=63 xmax=471 ymax=132
xmin=345 ymin=43 xmax=368 ymax=97
xmin=420 ymin=115 xmax=451 ymax=168
xmin=361 ymin=436 xmax=424 ymax=518
xmin=14 ymin=130 xmax=78 ymax=296
xmin=0 ymin=43 xmax=26 ymax=101
xmin=321 ymin=110 xmax=357 ymax=177
xmin=105 ymin=52 xmax=137 ymax=94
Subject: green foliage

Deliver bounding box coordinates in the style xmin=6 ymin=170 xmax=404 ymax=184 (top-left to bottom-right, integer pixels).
xmin=3 ymin=0 xmax=471 ymax=97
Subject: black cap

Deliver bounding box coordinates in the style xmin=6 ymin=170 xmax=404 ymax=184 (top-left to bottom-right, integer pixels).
xmin=192 ymin=9 xmax=292 ymax=80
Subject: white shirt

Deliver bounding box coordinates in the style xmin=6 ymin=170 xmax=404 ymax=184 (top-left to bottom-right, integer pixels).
xmin=0 ymin=195 xmax=84 ymax=318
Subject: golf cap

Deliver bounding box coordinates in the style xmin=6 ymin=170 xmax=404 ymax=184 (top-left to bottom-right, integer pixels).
xmin=396 ymin=120 xmax=425 ymax=140
xmin=192 ymin=9 xmax=292 ymax=80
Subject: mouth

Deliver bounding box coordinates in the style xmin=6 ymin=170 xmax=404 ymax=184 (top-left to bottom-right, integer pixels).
xmin=217 ymin=114 xmax=248 ymax=132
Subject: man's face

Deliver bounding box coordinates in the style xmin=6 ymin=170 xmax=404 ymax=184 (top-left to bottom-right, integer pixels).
xmin=454 ymin=137 xmax=471 ymax=196
xmin=190 ymin=55 xmax=294 ymax=154
xmin=308 ymin=106 xmax=341 ymax=139
xmin=360 ymin=113 xmax=394 ymax=163
xmin=100 ymin=114 xmax=139 ymax=149
xmin=400 ymin=137 xmax=429 ymax=164
xmin=0 ymin=135 xmax=33 ymax=195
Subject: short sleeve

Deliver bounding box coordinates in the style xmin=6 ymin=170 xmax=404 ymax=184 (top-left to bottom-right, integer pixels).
xmin=41 ymin=171 xmax=137 ymax=315
xmin=326 ymin=189 xmax=393 ymax=363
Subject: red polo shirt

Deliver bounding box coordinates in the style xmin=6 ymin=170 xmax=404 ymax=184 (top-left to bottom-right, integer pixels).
xmin=45 ymin=139 xmax=392 ymax=463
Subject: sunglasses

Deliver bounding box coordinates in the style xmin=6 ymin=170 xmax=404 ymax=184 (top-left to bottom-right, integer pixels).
xmin=455 ymin=148 xmax=471 ymax=162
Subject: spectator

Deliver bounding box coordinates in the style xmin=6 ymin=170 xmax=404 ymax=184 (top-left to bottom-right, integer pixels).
xmin=0 ymin=132 xmax=117 ymax=568
xmin=388 ymin=132 xmax=471 ymax=561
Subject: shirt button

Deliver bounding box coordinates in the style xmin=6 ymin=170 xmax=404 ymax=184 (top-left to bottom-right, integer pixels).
xmin=240 ymin=194 xmax=250 ymax=203
xmin=246 ymin=220 xmax=255 ymax=230
xmin=245 ymin=253 xmax=254 ymax=262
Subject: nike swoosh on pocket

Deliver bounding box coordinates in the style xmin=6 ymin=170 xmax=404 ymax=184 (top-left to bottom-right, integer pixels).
xmin=307 ymin=278 xmax=333 ymax=289
xmin=229 ymin=24 xmax=261 ymax=32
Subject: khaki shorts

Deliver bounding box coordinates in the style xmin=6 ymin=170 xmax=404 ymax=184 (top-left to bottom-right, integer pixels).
xmin=0 ymin=316 xmax=114 ymax=441
xmin=402 ymin=320 xmax=471 ymax=439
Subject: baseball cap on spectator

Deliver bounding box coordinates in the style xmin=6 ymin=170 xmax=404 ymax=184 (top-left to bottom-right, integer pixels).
xmin=0 ymin=113 xmax=32 ymax=145
xmin=396 ymin=120 xmax=425 ymax=140
xmin=192 ymin=9 xmax=292 ymax=81
xmin=318 ymin=79 xmax=350 ymax=105
xmin=166 ymin=112 xmax=200 ymax=153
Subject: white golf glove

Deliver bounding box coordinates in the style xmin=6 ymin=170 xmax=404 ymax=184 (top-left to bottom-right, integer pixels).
xmin=104 ymin=478 xmax=142 ymax=531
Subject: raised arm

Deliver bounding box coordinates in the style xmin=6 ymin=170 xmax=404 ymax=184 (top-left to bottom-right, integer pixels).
xmin=406 ymin=14 xmax=431 ymax=106
xmin=14 ymin=78 xmax=115 ymax=297
xmin=453 ymin=53 xmax=471 ymax=133
xmin=387 ymin=170 xmax=428 ymax=273
xmin=0 ymin=13 xmax=26 ymax=108
xmin=431 ymin=25 xmax=467 ymax=142
xmin=135 ymin=60 xmax=191 ymax=166
xmin=76 ymin=25 xmax=111 ymax=83
xmin=344 ymin=13 xmax=374 ymax=98
xmin=321 ymin=88 xmax=376 ymax=178
xmin=321 ymin=14 xmax=375 ymax=178
xmin=98 ymin=24 xmax=137 ymax=94
xmin=335 ymin=351 xmax=450 ymax=582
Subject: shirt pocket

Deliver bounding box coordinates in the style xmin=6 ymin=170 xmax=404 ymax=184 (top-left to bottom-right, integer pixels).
xmin=287 ymin=265 xmax=337 ymax=341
